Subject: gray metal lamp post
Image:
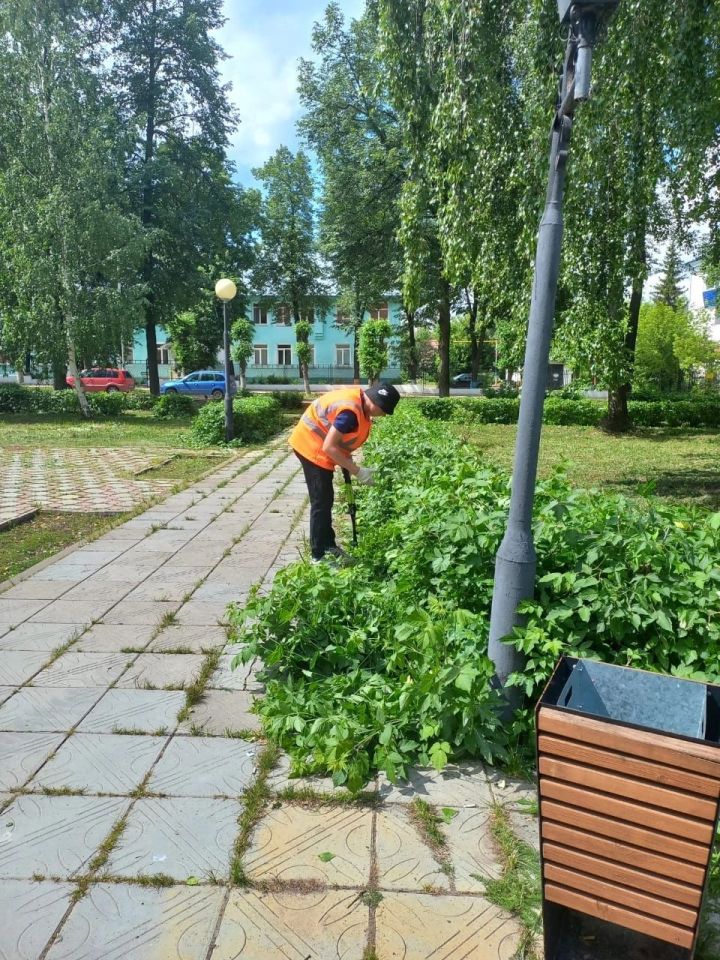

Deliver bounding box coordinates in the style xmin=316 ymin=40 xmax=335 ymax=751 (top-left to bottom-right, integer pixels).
xmin=488 ymin=1 xmax=620 ymax=696
xmin=215 ymin=278 xmax=238 ymax=444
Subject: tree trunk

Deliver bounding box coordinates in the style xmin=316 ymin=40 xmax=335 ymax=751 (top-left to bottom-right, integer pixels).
xmin=52 ymin=358 xmax=68 ymax=390
xmin=145 ymin=315 xmax=159 ymax=395
xmin=353 ymin=326 xmax=361 ymax=382
xmin=437 ymin=281 xmax=451 ymax=397
xmin=405 ymin=308 xmax=418 ymax=381
xmin=66 ymin=338 xmax=91 ymax=418
xmin=467 ymin=290 xmax=481 ymax=382
xmin=239 ymin=362 xmax=246 ymax=392
xmin=606 ymin=276 xmax=643 ymax=432
xmin=141 ymin=3 xmax=160 ymax=394
xmin=15 ymin=365 xmax=24 ymax=384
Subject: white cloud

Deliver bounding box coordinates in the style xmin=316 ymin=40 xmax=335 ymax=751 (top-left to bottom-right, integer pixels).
xmin=217 ymin=0 xmax=366 ymax=183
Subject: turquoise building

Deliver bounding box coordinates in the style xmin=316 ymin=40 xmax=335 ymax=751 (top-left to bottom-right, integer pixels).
xmin=125 ymin=296 xmax=403 ymax=384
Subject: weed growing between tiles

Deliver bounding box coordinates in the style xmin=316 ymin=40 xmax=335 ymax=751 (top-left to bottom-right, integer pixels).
xmin=229 ymin=741 xmax=280 ymax=886
xmin=483 ymin=804 xmax=542 ymax=960
xmin=176 ymin=648 xmax=222 ymax=723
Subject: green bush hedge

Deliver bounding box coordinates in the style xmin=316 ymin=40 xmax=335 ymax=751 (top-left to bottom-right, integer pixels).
xmin=269 ymin=390 xmax=306 ymax=410
xmin=229 ymin=404 xmax=720 ymax=790
xmin=416 ymin=393 xmax=720 ymax=429
xmin=124 ymin=391 xmax=157 ymax=411
xmin=190 ymin=394 xmax=283 ymax=446
xmin=0 ymin=384 xmax=132 ymax=416
xmin=153 ymin=393 xmax=197 ymax=420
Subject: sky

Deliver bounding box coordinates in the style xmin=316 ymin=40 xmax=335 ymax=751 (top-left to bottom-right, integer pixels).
xmin=215 ymin=0 xmax=365 ymax=188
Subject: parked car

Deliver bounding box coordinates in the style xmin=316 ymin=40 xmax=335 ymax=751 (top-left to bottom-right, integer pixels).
xmin=452 ymin=372 xmax=481 ymax=388
xmin=160 ymin=370 xmax=236 ymax=400
xmin=66 ymin=368 xmax=135 ymax=393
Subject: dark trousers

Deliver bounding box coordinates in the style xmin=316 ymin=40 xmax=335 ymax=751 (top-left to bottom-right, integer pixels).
xmin=295 ymin=452 xmax=336 ymax=559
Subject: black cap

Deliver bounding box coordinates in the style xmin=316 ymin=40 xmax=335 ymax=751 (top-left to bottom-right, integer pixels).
xmin=365 ymin=382 xmax=401 ymax=415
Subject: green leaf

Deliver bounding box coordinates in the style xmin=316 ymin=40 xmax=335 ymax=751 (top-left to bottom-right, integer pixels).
xmin=379 ymin=723 xmax=393 ymax=746
xmin=441 ymin=807 xmax=459 ymax=823
xmin=318 ymin=852 xmax=336 ymax=863
xmin=186 ymin=876 xmax=199 ymax=886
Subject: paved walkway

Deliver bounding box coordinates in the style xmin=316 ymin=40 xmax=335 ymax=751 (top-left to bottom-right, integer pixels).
xmin=0 ymin=441 xmax=535 ymax=959
xmin=0 ymin=448 xmax=181 ymax=525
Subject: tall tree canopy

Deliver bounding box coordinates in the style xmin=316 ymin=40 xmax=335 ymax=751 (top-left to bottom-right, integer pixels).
xmin=110 ymin=0 xmax=243 ymax=394
xmin=0 ymin=0 xmax=145 ymax=412
xmin=252 ymin=146 xmax=325 ymax=394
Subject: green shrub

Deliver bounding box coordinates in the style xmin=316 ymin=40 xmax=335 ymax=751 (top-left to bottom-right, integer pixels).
xmin=269 ymin=390 xmax=306 ymax=410
xmin=87 ymin=391 xmax=128 ymax=416
xmin=0 ymin=383 xmax=31 ymax=412
xmin=417 ymin=396 xmax=520 ymax=424
xmin=190 ymin=394 xmax=282 ymax=446
xmin=153 ymin=392 xmax=196 ymax=419
xmin=124 ymin=391 xmax=157 ymax=411
xmin=228 ymin=405 xmax=720 ymax=790
xmin=543 ymin=395 xmax=602 ymax=426
xmin=629 ymin=399 xmax=720 ymax=428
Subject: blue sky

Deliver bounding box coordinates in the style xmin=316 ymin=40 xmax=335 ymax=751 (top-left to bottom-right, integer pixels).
xmin=216 ymin=0 xmax=365 ymax=187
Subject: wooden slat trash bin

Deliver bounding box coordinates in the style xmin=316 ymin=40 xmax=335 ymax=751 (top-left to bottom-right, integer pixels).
xmin=537 ymin=656 xmax=720 ymax=960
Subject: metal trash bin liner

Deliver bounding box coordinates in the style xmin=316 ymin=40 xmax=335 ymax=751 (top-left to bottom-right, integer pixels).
xmin=537 ymin=656 xmax=720 ymax=959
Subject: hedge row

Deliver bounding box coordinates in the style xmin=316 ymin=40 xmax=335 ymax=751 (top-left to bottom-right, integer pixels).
xmin=416 ymin=394 xmax=720 ymax=428
xmin=190 ymin=394 xmax=283 ymax=446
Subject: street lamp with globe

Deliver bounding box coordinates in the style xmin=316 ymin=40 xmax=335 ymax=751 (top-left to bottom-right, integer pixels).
xmin=215 ymin=278 xmax=237 ymax=443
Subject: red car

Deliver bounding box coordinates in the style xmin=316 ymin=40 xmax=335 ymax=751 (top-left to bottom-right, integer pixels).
xmin=66 ymin=368 xmax=136 ymax=393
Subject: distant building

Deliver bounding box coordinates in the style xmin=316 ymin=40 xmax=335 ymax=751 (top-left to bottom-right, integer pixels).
xmin=242 ymin=296 xmax=403 ymax=383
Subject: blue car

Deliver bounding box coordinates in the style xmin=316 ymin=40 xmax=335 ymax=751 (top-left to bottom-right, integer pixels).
xmin=160 ymin=370 xmax=236 ymax=400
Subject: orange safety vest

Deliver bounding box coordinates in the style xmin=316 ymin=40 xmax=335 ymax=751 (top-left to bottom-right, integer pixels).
xmin=290 ymin=387 xmax=372 ymax=470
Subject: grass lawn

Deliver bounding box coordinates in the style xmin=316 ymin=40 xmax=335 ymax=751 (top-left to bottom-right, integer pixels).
xmin=458 ymin=423 xmax=720 ymax=510
xmin=0 ymin=410 xmax=193 ymax=447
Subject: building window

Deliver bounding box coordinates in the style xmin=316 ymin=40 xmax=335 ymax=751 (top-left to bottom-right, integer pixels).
xmin=278 ymin=344 xmax=292 ymax=366
xmin=336 ymin=344 xmax=351 ymax=367
xmin=369 ymin=303 xmax=388 ymax=320
xmin=253 ymin=305 xmax=268 ymax=325
xmin=275 ymin=304 xmax=292 ymax=325
xmin=157 ymin=345 xmax=170 ymax=366
xmin=253 ymin=344 xmax=268 ymax=366
xmin=336 ymin=309 xmax=351 ymax=325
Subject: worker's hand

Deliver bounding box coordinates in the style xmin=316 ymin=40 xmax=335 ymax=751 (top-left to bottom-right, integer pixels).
xmin=356 ymin=466 xmax=375 ymax=486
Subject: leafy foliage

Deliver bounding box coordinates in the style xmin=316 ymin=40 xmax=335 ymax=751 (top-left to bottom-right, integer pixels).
xmin=0 ymin=384 xmax=129 ymax=417
xmin=153 ymin=393 xmax=196 ymax=420
xmin=189 ymin=394 xmax=282 ymax=446
xmin=228 ymin=406 xmax=720 ymax=789
xmin=359 ymin=319 xmax=392 ymax=385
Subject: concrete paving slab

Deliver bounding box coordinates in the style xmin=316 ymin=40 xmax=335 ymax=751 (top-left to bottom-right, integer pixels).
xmin=191 ymin=582 xmax=244 ymax=602
xmin=60 ymin=581 xmax=136 ymax=604
xmin=268 ymin=754 xmax=375 ymax=796
xmin=106 ymin=796 xmax=239 ymax=881
xmin=0 ymin=878 xmax=74 ymax=960
xmin=31 ymin=733 xmax=167 ymax=794
xmin=0 ymin=623 xmax=80 ymax=652
xmin=77 ymin=689 xmax=185 ymax=734
xmin=0 ymin=794 xmax=128 ymax=879
xmin=486 ymin=772 xmax=536 ymax=809
xmin=444 ymin=806 xmax=503 ymax=893
xmin=150 ymin=624 xmax=227 ymax=653
xmin=74 ymin=623 xmax=155 ymax=653
xmin=32 ymin=652 xmax=129 ymax=688
xmin=0 ymin=598 xmax=48 ymax=627
xmin=43 ymin=883 xmax=225 ymax=960
xmin=116 ymin=654 xmax=204 ymax=690
xmin=207 ymin=654 xmax=253 ymax=691
xmin=177 ymin=690 xmax=261 ymax=736
xmin=147 ymin=736 xmax=257 ymax=798
xmin=507 ymin=807 xmax=540 ymax=853
xmin=245 ymin=806 xmax=372 ymax=887
xmin=0 ymin=650 xmax=52 ymax=685
xmin=0 ymin=687 xmax=101 ymax=732
xmin=0 ymin=687 xmax=16 ymax=706
xmin=378 ymin=764 xmax=494 ymax=807
xmin=103 ymin=601 xmax=180 ymax=625
xmin=375 ymin=892 xmax=521 ymax=959
xmin=376 ymin=807 xmax=450 ymax=893
xmin=0 ymin=580 xmax=80 ymax=601
xmin=29 ymin=600 xmax=111 ymax=625
xmin=210 ymin=889 xmax=368 ymax=960
xmin=175 ymin=602 xmax=229 ymax=626
xmin=0 ymin=732 xmax=66 ymax=790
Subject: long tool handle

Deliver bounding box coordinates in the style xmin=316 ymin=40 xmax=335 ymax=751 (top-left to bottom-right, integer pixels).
xmin=341 ymin=468 xmax=358 ymax=546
